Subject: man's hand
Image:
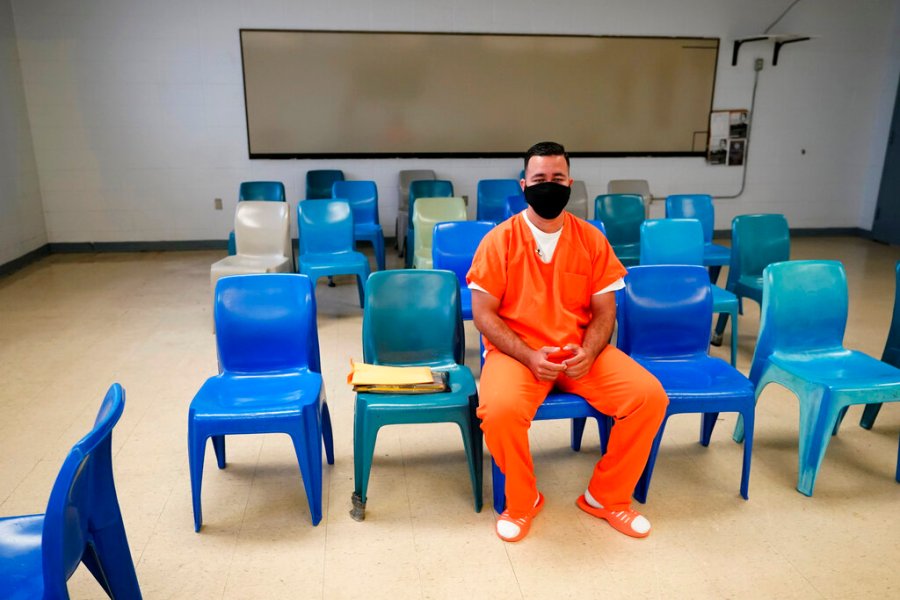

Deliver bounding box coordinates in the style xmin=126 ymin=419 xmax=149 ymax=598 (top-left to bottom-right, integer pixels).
xmin=527 ymin=346 xmax=569 ymax=382
xmin=561 ymin=343 xmax=596 ymax=379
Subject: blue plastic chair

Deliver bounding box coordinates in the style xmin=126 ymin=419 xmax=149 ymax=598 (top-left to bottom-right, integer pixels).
xmin=298 ymin=199 xmax=369 ymax=308
xmin=432 ymin=221 xmax=494 ymax=320
xmin=617 ymin=265 xmax=756 ymax=503
xmin=861 ymin=260 xmax=900 ymax=429
xmin=714 ymin=214 xmax=790 ymax=342
xmin=594 ymin=194 xmax=645 ymax=266
xmin=0 ymin=383 xmax=142 ymax=599
xmin=735 ymin=260 xmax=900 ymax=496
xmin=504 ymin=194 xmax=527 ymax=220
xmin=665 ymin=194 xmax=731 ymax=283
xmin=228 ymin=181 xmax=287 ymax=255
xmin=477 ymin=179 xmax=522 ymax=224
xmin=332 ymin=180 xmax=385 ymax=271
xmin=406 ymin=180 xmax=454 ymax=268
xmin=352 ymin=270 xmax=482 ymax=519
xmin=640 ymin=219 xmax=740 ymax=366
xmin=189 ymin=274 xmax=335 ymax=530
xmin=586 ymin=219 xmax=607 ymax=236
xmin=306 ymin=169 xmax=344 ymax=199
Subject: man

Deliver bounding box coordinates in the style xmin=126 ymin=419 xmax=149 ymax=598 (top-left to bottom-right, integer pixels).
xmin=467 ymin=141 xmax=668 ymax=542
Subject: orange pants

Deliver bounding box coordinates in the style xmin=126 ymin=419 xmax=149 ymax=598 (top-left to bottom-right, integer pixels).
xmin=478 ymin=345 xmax=668 ymax=517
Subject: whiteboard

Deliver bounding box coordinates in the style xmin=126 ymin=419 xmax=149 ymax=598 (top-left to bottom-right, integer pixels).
xmin=240 ymin=30 xmax=719 ymax=158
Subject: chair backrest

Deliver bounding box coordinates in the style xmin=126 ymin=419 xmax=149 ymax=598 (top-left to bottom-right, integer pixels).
xmin=730 ymin=213 xmax=790 ymax=281
xmin=214 ymin=273 xmax=320 ymax=374
xmin=586 ymin=219 xmax=607 ymax=236
xmin=306 ymin=169 xmax=345 ymax=199
xmin=607 ymin=179 xmax=650 ymax=205
xmin=505 ymin=194 xmax=527 ymax=219
xmin=618 ymin=265 xmax=713 ymax=360
xmin=399 ymin=170 xmax=436 ymax=211
xmin=750 ymin=261 xmax=848 ymax=380
xmin=409 ymin=180 xmax=454 ymax=226
xmin=432 ymin=221 xmax=494 ymax=286
xmin=594 ymin=194 xmax=645 ymax=246
xmin=239 ymin=181 xmax=286 ymax=202
xmin=234 ymin=201 xmax=291 ymax=258
xmin=298 ymin=199 xmax=355 ymax=256
xmin=332 ymin=180 xmax=379 ymax=226
xmin=413 ymin=197 xmax=467 ymax=259
xmin=639 ymin=218 xmax=705 ymax=265
xmin=41 ymin=383 xmax=139 ymax=596
xmin=884 ymin=261 xmax=900 ymax=367
xmin=568 ymin=180 xmax=589 ymax=219
xmin=665 ymin=194 xmax=715 ymax=244
xmin=477 ymin=179 xmax=521 ymax=223
xmin=363 ymin=270 xmax=464 ymax=368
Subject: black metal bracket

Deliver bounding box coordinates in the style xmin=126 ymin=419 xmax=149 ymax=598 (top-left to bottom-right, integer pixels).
xmin=773 ymin=36 xmax=811 ymax=65
xmin=732 ymin=34 xmax=813 ymax=66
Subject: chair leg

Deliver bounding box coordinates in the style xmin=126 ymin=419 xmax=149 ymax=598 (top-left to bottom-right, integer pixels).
xmin=896 ymin=434 xmax=900 ymax=483
xmin=633 ymin=419 xmax=668 ymax=504
xmin=491 ymin=458 xmax=506 ymax=514
xmin=352 ymin=410 xmax=380 ymax=510
xmin=212 ymin=435 xmax=226 ymax=469
xmin=291 ymin=403 xmax=324 ymax=525
xmin=374 ymin=233 xmax=386 ymax=271
xmin=738 ymin=407 xmax=754 ymax=500
xmin=356 ymin=274 xmax=366 ymax=308
xmin=700 ymin=412 xmax=719 ymax=446
xmin=455 ymin=414 xmax=483 ymax=513
xmin=832 ymin=406 xmax=849 ymax=435
xmin=598 ymin=415 xmax=613 ymax=455
xmin=570 ymin=417 xmax=587 ymax=451
xmin=87 ymin=516 xmax=142 ymax=598
xmin=713 ymin=311 xmax=730 ymax=342
xmin=321 ymin=401 xmax=335 ymax=465
xmin=187 ymin=422 xmax=206 ymax=532
xmin=729 ymin=308 xmax=738 ymax=367
xmin=708 ymin=265 xmax=722 ymax=285
xmin=796 ymin=392 xmax=837 ymax=497
xmin=860 ymin=403 xmax=882 ymax=430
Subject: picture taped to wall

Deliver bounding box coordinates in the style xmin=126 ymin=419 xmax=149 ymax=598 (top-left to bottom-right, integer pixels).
xmin=708 ymin=109 xmax=748 ymax=166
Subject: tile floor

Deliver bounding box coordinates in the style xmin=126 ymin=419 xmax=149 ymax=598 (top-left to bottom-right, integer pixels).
xmin=0 ymin=236 xmax=898 ymax=599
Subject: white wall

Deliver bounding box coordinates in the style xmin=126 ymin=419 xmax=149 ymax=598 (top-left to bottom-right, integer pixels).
xmin=0 ymin=0 xmax=44 ymax=264
xmin=8 ymin=0 xmax=900 ymax=246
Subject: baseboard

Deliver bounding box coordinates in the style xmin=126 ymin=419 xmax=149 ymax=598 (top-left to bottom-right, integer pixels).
xmin=712 ymin=227 xmax=870 ymax=239
xmin=48 ymin=240 xmax=226 ymax=253
xmin=0 ymin=244 xmax=51 ymax=277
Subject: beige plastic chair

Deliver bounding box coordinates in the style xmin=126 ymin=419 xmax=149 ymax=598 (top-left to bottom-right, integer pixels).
xmin=607 ymin=180 xmax=651 ymax=218
xmin=568 ymin=180 xmax=589 ymax=219
xmin=412 ymin=197 xmax=467 ymax=269
xmin=210 ymin=202 xmax=293 ymax=310
xmin=397 ymin=169 xmax=436 ymax=256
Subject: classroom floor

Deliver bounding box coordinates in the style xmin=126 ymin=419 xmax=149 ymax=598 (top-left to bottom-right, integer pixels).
xmin=1 ymin=236 xmax=898 ymax=600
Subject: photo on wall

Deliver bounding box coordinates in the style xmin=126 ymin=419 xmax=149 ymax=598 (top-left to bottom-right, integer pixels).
xmin=708 ymin=109 xmax=748 ymax=166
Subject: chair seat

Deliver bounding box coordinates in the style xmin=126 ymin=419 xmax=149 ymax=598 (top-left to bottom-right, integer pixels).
xmin=0 ymin=515 xmax=44 ymax=600
xmin=703 ymin=243 xmax=731 ymax=266
xmin=300 ymin=252 xmax=368 ymax=271
xmin=211 ymin=255 xmax=291 ymax=276
xmin=635 ymin=356 xmax=754 ymax=403
xmin=711 ymin=286 xmax=738 ymax=313
xmin=192 ymin=370 xmax=323 ymax=422
xmin=354 ymin=223 xmax=383 ymax=238
xmin=612 ymin=243 xmax=640 ymax=266
xmin=357 ymin=365 xmax=476 ymax=411
xmin=771 ymin=350 xmax=900 ymax=393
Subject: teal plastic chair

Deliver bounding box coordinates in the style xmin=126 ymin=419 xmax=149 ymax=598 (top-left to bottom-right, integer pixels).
xmin=0 ymin=383 xmax=142 ymax=599
xmin=862 ymin=261 xmax=900 ymax=429
xmin=332 ymin=180 xmax=385 ymax=271
xmin=298 ymin=200 xmax=369 ymax=308
xmin=190 ymin=274 xmax=334 ymax=529
xmin=665 ymin=194 xmax=731 ymax=283
xmin=594 ymin=194 xmax=644 ymax=266
xmin=352 ymin=270 xmax=482 ymax=520
xmin=406 ymin=180 xmax=454 ymax=267
xmin=714 ymin=214 xmax=790 ymax=342
xmin=477 ymin=179 xmax=522 ymax=224
xmin=228 ymin=181 xmax=287 ymax=255
xmin=640 ymin=219 xmax=740 ymax=366
xmin=735 ymin=260 xmax=900 ymax=496
xmin=306 ymin=169 xmax=344 ymax=199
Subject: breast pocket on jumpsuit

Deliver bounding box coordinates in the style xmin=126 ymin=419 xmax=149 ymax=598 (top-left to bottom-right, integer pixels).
xmin=560 ymin=272 xmax=590 ymax=312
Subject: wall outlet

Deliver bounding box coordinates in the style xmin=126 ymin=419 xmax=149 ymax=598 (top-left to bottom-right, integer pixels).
xmin=214 ymin=197 xmax=223 ymax=210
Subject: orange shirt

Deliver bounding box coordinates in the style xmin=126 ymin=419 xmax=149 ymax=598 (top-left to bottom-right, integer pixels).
xmin=467 ymin=212 xmax=626 ymax=353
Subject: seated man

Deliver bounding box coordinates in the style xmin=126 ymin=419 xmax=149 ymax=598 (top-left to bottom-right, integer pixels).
xmin=468 ymin=141 xmax=668 ymax=542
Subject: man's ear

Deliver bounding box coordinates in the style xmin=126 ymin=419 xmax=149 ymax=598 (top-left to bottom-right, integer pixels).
xmin=520 ymin=179 xmax=526 ymax=191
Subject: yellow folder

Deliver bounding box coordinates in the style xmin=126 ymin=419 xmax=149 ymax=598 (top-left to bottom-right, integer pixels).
xmin=347 ymin=360 xmax=449 ymax=393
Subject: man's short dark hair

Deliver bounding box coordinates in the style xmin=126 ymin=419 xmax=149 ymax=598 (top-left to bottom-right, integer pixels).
xmin=524 ymin=141 xmax=570 ymax=170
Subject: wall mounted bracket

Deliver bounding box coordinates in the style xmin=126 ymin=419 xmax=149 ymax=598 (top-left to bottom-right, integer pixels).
xmin=732 ymin=34 xmax=813 ymax=66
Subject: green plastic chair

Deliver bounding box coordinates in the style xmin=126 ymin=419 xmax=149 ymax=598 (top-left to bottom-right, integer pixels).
xmin=734 ymin=260 xmax=900 ymax=496
xmin=594 ymin=194 xmax=645 ymax=266
xmin=351 ymin=270 xmax=482 ymax=520
xmin=412 ymin=197 xmax=467 ymax=269
xmin=714 ymin=214 xmax=790 ymax=340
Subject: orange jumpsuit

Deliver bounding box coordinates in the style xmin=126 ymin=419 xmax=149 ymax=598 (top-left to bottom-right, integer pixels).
xmin=467 ymin=212 xmax=668 ymax=517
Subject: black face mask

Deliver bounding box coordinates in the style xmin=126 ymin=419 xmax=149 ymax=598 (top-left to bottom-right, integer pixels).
xmin=524 ymin=182 xmax=571 ymax=220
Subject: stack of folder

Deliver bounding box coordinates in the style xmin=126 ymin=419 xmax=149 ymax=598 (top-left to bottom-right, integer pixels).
xmin=348 ymin=361 xmax=449 ymax=393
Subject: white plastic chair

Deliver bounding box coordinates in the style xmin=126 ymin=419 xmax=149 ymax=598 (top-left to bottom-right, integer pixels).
xmin=397 ymin=169 xmax=436 ymax=256
xmin=607 ymin=180 xmax=651 ymax=218
xmin=412 ymin=197 xmax=467 ymax=269
xmin=568 ymin=180 xmax=589 ymax=219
